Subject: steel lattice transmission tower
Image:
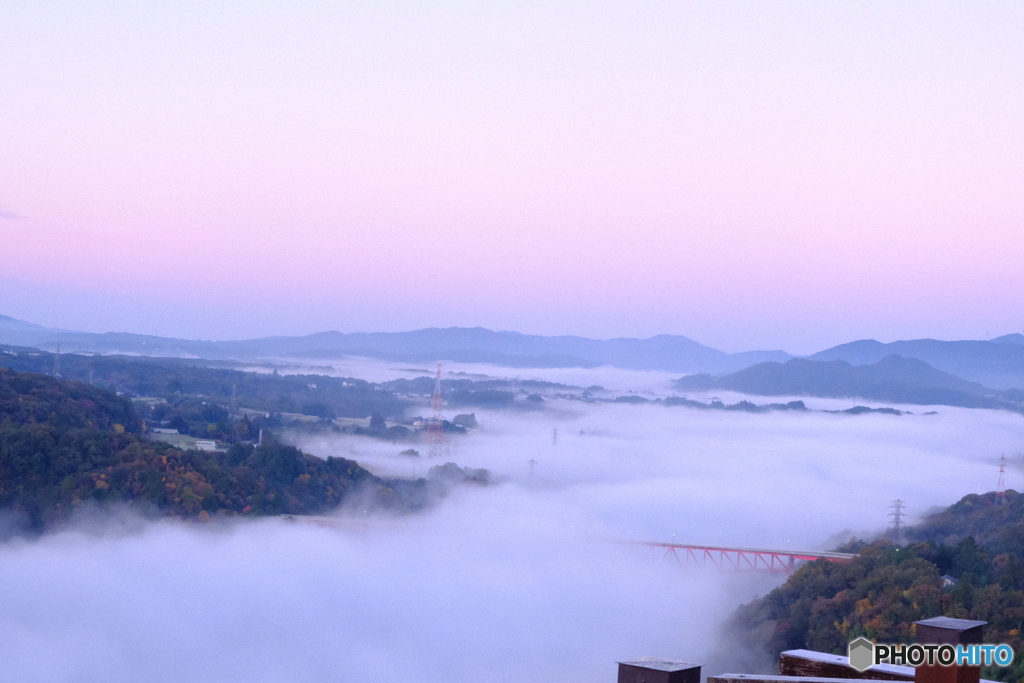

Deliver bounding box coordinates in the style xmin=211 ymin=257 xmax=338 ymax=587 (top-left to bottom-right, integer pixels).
xmin=997 ymin=454 xmax=1007 ymax=504
xmin=889 ymin=499 xmax=906 ymax=544
xmin=426 ymin=362 xmax=445 ymax=458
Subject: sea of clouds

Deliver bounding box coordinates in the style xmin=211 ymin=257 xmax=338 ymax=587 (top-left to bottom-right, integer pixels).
xmin=1 ymin=361 xmax=1021 ymax=683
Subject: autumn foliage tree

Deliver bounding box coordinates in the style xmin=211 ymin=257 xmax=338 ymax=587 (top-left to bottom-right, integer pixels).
xmin=730 ymin=491 xmax=1024 ymax=683
xmin=0 ymin=368 xmax=422 ymax=530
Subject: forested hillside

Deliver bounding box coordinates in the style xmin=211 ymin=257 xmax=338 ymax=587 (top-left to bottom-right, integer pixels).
xmin=1 ymin=346 xmax=409 ymax=419
xmin=0 ymin=369 xmax=421 ymax=531
xmin=730 ymin=491 xmax=1024 ymax=682
xmin=0 ymin=345 xmax=578 ymax=426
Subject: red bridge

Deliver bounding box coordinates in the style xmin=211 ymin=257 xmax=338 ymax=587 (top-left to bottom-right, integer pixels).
xmin=641 ymin=541 xmax=857 ymax=573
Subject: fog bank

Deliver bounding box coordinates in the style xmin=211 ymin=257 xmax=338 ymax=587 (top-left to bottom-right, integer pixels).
xmin=300 ymin=396 xmax=1022 ymax=548
xmin=2 ymin=363 xmax=1022 ymax=682
xmin=0 ymin=489 xmax=760 ymax=683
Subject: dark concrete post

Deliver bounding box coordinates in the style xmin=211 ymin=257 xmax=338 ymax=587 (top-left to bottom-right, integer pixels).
xmin=914 ymin=617 xmax=986 ymax=683
xmin=618 ymin=658 xmax=701 ymax=683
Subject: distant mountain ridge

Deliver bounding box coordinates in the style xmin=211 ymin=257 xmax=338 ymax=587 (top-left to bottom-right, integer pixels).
xmin=0 ymin=314 xmax=45 ymax=331
xmin=675 ymin=355 xmax=1022 ymax=411
xmin=992 ymin=333 xmax=1024 ymax=346
xmin=4 ymin=314 xmax=1024 ymax=391
xmin=810 ymin=338 xmax=1024 ymax=389
xmin=0 ymin=315 xmax=790 ymax=374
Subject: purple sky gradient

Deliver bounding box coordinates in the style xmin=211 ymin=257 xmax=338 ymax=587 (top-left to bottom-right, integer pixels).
xmin=1 ymin=2 xmax=1022 ymax=353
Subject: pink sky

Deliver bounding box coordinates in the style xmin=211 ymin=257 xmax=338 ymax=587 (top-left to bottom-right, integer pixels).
xmin=1 ymin=2 xmax=1022 ymax=353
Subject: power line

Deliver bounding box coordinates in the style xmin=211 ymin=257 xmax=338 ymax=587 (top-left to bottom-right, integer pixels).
xmin=997 ymin=454 xmax=1007 ymax=505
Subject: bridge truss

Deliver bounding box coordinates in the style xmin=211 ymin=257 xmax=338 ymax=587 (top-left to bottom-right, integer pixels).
xmin=642 ymin=541 xmax=857 ymax=573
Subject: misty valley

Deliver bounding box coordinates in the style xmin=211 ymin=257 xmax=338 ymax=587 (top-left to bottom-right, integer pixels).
xmin=2 ymin=328 xmax=1023 ymax=683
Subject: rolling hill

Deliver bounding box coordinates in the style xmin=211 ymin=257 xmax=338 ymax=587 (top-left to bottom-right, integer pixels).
xmin=728 ymin=490 xmax=1024 ymax=683
xmin=0 ymin=315 xmax=790 ymax=373
xmin=0 ymin=368 xmax=420 ymax=530
xmin=810 ymin=338 xmax=1024 ymax=390
xmin=5 ymin=313 xmax=1024 ymax=389
xmin=675 ymin=355 xmax=1021 ymax=410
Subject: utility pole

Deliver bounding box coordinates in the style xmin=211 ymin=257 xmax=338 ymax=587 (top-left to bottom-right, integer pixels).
xmin=889 ymin=499 xmax=906 ymax=544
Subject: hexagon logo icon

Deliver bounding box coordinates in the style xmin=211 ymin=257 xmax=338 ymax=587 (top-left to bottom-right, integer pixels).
xmin=849 ymin=637 xmax=874 ymax=672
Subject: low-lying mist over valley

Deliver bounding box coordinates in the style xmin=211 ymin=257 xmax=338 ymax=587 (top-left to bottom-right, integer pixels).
xmin=2 ymin=331 xmax=1023 ymax=682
